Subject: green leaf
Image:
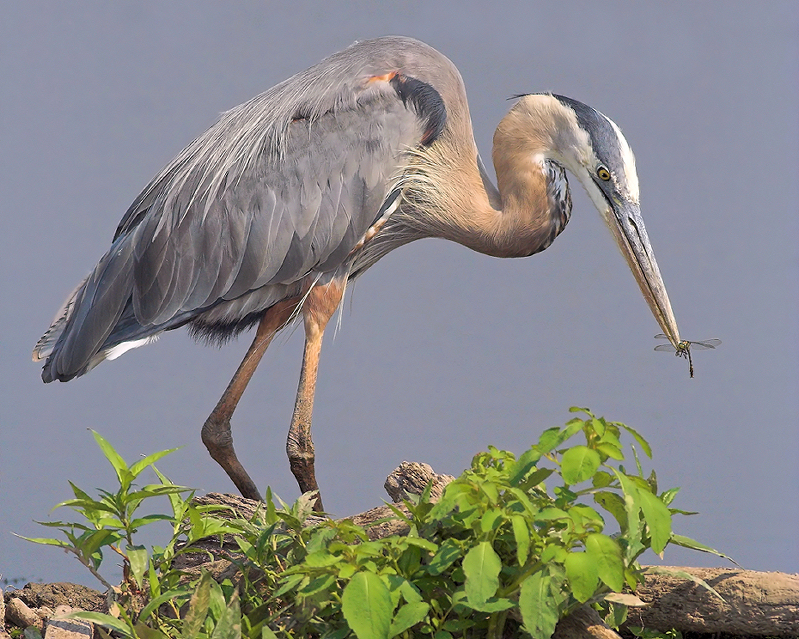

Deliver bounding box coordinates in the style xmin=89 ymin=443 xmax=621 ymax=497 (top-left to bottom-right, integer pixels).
xmin=519 ymin=570 xmax=560 ymax=639
xmin=618 ymin=423 xmax=652 ymax=458
xmin=389 ymin=602 xmax=429 ymax=636
xmin=596 ymin=443 xmax=624 ymax=461
xmin=137 ymin=589 xmax=190 ymax=623
xmin=462 ymin=542 xmax=501 ymax=606
xmin=129 ymin=448 xmax=179 ymax=479
xmin=669 ymin=534 xmax=737 ymax=564
xmin=90 ymin=431 xmax=132 ymax=489
xmin=68 ymin=611 xmax=132 ymax=636
xmin=585 ymin=533 xmax=624 ymax=591
xmin=637 ymin=490 xmax=672 ymax=554
xmin=564 ymin=551 xmax=598 ymax=602
xmin=466 ymin=597 xmax=515 ymax=613
xmin=480 ymin=509 xmax=502 ymax=533
xmin=560 ymin=446 xmax=600 ymax=485
xmin=210 ymin=589 xmax=241 ymax=639
xmin=536 ymin=427 xmax=565 ymax=454
xmin=342 ymin=572 xmax=392 ymax=639
xmin=427 ymin=539 xmax=462 ymax=576
xmin=125 ymin=545 xmax=149 ymax=588
xmin=612 ymin=471 xmax=645 ymax=559
xmin=402 ymin=536 xmax=438 ymax=553
xmin=303 ymin=550 xmax=343 ymax=568
xmin=511 ymin=515 xmax=530 ymax=566
xmin=508 ymin=447 xmax=543 ymax=485
xmin=181 ymin=572 xmax=213 ymax=639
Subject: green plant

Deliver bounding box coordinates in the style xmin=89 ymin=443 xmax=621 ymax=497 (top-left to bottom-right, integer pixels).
xmin=24 ymin=410 xmax=726 ymax=639
xmin=244 ymin=408 xmax=725 ymax=639
xmin=22 ymin=431 xmax=243 ymax=637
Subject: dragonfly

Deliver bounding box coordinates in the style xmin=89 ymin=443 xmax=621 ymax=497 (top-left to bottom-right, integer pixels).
xmin=654 ymin=334 xmax=721 ymax=378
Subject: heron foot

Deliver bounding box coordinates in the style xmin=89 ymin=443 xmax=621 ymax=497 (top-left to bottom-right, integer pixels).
xmin=287 ymin=449 xmax=324 ymax=512
xmin=202 ymin=415 xmax=261 ymax=501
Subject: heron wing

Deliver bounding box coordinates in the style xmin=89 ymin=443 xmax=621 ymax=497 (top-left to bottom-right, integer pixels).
xmin=39 ymin=48 xmax=449 ymax=381
xmin=129 ymin=88 xmax=427 ymax=325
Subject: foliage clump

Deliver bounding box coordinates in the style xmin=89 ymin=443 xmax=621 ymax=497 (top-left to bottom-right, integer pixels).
xmin=24 ymin=409 xmax=723 ymax=639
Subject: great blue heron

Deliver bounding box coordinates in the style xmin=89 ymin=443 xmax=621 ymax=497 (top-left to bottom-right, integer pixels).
xmin=34 ymin=36 xmax=683 ymax=510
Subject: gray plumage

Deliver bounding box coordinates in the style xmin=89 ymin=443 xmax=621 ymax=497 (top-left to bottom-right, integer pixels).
xmin=35 ymin=37 xmax=461 ymax=381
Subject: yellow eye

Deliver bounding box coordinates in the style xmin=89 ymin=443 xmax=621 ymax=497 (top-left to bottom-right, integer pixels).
xmin=597 ymin=165 xmax=611 ymax=181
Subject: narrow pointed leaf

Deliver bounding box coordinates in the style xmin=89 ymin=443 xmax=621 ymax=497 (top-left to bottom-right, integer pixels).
xmin=618 ymin=422 xmax=652 ymax=457
xmin=129 ymin=448 xmax=179 ymax=478
xmin=90 ymin=431 xmax=130 ymax=488
xmin=210 ymin=589 xmax=241 ymax=639
xmin=68 ymin=612 xmax=131 ymax=635
xmin=511 ymin=515 xmax=530 ymax=566
xmin=669 ymin=534 xmax=737 ymax=564
xmin=181 ymin=572 xmax=212 ymax=639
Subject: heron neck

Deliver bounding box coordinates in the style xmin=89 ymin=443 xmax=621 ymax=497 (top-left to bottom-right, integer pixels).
xmin=398 ymin=107 xmax=568 ymax=259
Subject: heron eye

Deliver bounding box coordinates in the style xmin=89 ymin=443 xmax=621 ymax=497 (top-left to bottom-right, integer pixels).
xmin=597 ymin=165 xmax=611 ymax=181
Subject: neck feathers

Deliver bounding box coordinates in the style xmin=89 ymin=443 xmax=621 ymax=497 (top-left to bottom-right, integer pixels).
xmin=395 ymin=94 xmax=575 ymax=258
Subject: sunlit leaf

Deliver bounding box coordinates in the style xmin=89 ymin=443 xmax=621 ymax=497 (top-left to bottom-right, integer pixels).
xmin=462 ymin=542 xmax=501 ymax=606
xmin=560 ymin=446 xmax=600 ymax=485
xmin=90 ymin=431 xmax=132 ymax=489
xmin=564 ymin=551 xmax=598 ymax=602
xmin=618 ymin=423 xmax=652 ymax=458
xmin=519 ymin=570 xmax=560 ymax=639
xmin=585 ymin=533 xmax=624 ymax=591
xmin=637 ymin=490 xmax=672 ymax=554
xmin=669 ymin=534 xmax=737 ymax=564
xmin=602 ymin=592 xmax=648 ymax=607
xmin=126 ymin=545 xmax=149 ymax=589
xmin=427 ymin=539 xmax=462 ymax=576
xmin=129 ymin=448 xmax=179 ymax=479
xmin=511 ymin=515 xmax=530 ymax=566
xmin=389 ymin=602 xmax=429 ymax=636
xmin=342 ymin=572 xmax=392 ymax=639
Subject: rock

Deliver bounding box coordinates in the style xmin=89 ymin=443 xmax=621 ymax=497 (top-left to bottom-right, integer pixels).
xmin=6 ymin=596 xmax=43 ymax=630
xmin=8 ymin=582 xmax=104 ymax=613
xmin=44 ymin=605 xmax=93 ymax=639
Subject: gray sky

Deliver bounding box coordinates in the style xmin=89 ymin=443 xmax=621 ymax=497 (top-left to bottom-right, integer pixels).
xmin=2 ymin=2 xmax=797 ymax=587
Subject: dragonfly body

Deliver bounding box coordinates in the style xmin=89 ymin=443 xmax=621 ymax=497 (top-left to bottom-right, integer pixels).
xmin=654 ymin=334 xmax=721 ymax=378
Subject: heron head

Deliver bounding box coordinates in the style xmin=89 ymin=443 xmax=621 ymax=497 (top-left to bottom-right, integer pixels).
xmin=518 ymin=93 xmax=682 ymax=347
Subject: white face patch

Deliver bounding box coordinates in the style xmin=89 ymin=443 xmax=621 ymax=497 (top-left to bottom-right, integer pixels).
xmin=605 ymin=116 xmax=640 ymax=203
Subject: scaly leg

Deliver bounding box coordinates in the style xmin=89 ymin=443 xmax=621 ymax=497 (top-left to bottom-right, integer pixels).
xmin=287 ymin=280 xmax=345 ymax=512
xmin=201 ymin=301 xmax=296 ymax=501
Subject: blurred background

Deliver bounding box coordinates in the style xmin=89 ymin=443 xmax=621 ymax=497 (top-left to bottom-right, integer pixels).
xmin=2 ymin=2 xmax=797 ymax=587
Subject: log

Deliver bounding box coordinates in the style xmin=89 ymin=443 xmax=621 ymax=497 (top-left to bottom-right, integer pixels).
xmin=625 ymin=567 xmax=799 ymax=637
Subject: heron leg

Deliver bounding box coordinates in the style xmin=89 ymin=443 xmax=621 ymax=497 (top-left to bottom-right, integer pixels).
xmin=201 ymin=301 xmax=295 ymax=501
xmin=287 ymin=280 xmax=345 ymax=512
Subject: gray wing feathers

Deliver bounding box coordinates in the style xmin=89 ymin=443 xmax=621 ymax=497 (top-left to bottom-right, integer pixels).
xmin=38 ymin=37 xmax=448 ymax=381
